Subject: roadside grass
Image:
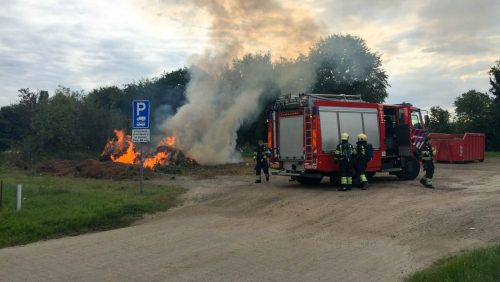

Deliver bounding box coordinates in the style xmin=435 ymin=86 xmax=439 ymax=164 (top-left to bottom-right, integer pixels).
xmin=406 ymin=244 xmax=500 ymax=282
xmin=485 ymin=151 xmax=500 ymax=158
xmin=0 ymin=170 xmax=185 ymax=249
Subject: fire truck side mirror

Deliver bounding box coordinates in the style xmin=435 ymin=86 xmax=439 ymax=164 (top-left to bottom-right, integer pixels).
xmin=424 ymin=114 xmax=430 ymax=126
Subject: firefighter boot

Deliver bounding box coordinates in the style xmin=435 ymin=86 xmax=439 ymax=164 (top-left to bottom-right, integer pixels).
xmin=359 ymin=174 xmax=368 ymax=190
xmin=420 ymin=178 xmax=426 ymax=187
xmin=346 ymin=177 xmax=353 ymax=190
xmin=255 ymin=175 xmax=262 ymax=183
xmin=425 ymin=178 xmax=434 ymax=189
xmin=265 ymin=174 xmax=270 ymax=182
xmin=338 ymin=177 xmax=348 ymax=191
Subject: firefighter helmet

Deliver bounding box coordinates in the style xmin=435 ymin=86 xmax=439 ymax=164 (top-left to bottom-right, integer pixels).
xmin=341 ymin=132 xmax=349 ymax=141
xmin=357 ymin=133 xmax=367 ymax=142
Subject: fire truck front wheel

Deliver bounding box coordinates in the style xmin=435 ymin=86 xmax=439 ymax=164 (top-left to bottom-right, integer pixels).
xmin=396 ymin=157 xmax=420 ymax=180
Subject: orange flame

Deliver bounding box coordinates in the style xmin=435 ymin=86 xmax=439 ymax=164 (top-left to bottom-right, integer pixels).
xmin=143 ymin=151 xmax=170 ymax=169
xmin=101 ymin=130 xmax=180 ymax=169
xmin=112 ymin=142 xmax=137 ymax=164
xmin=160 ymin=136 xmax=176 ymax=147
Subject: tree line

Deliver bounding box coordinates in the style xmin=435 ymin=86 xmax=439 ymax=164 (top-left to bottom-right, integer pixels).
xmin=0 ymin=34 xmax=389 ymax=160
xmin=428 ymin=61 xmax=500 ymax=150
xmin=0 ymin=69 xmax=189 ymax=160
xmin=4 ymin=35 xmax=498 ymax=161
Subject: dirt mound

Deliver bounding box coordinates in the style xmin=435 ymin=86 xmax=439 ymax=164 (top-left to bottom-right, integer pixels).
xmin=36 ymin=157 xmax=256 ymax=180
xmin=37 ymin=159 xmax=154 ymax=180
xmin=157 ymin=157 xmax=255 ymax=178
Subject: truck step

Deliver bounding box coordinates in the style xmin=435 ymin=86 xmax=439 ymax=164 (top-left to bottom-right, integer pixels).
xmin=381 ymin=168 xmax=402 ymax=172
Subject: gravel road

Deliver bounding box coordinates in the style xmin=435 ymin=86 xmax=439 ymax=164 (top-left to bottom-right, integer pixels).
xmin=1 ymin=159 xmax=499 ymax=281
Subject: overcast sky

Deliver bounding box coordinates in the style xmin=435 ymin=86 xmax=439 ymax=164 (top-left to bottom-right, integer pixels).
xmin=1 ymin=0 xmax=499 ymax=111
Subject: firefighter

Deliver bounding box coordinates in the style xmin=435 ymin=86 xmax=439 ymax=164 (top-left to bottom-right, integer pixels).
xmin=335 ymin=133 xmax=355 ymax=191
xmin=354 ymin=133 xmax=369 ymax=189
xmin=419 ymin=137 xmax=436 ymax=188
xmin=254 ymin=139 xmax=270 ymax=183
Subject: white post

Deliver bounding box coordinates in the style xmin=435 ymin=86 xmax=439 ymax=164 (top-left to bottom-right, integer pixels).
xmin=16 ymin=184 xmax=22 ymax=211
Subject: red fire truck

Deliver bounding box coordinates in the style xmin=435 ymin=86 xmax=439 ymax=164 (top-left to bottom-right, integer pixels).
xmin=268 ymin=94 xmax=429 ymax=185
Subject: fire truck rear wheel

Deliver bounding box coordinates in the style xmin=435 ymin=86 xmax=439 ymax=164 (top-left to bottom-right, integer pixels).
xmin=296 ymin=176 xmax=323 ymax=185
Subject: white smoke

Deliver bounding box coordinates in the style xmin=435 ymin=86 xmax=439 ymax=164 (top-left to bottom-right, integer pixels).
xmin=159 ymin=0 xmax=322 ymax=164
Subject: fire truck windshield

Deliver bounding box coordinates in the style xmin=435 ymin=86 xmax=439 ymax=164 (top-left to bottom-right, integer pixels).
xmin=411 ymin=110 xmax=423 ymax=129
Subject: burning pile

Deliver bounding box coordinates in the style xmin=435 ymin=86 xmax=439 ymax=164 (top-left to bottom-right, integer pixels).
xmin=100 ymin=129 xmax=194 ymax=169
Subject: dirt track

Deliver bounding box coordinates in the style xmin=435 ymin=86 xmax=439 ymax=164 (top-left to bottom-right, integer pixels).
xmin=1 ymin=159 xmax=500 ymax=281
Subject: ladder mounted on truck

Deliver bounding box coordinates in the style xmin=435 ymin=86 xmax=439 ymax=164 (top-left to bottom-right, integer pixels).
xmin=272 ymin=93 xmax=363 ymax=110
xmin=304 ymin=107 xmax=313 ymax=162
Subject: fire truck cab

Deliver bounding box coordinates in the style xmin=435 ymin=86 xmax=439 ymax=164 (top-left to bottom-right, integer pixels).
xmin=268 ymin=94 xmax=428 ymax=185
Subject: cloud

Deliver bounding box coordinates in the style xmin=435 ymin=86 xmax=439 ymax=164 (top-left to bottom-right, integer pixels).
xmin=0 ymin=0 xmax=193 ymax=105
xmin=303 ymin=0 xmax=499 ymax=109
xmin=0 ymin=0 xmax=499 ymax=111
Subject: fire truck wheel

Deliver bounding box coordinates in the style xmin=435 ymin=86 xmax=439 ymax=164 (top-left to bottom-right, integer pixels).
xmin=296 ymin=176 xmax=323 ymax=185
xmin=396 ymin=157 xmax=420 ymax=180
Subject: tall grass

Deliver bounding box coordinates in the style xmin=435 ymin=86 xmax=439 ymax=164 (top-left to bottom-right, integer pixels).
xmin=485 ymin=151 xmax=500 ymax=158
xmin=406 ymin=245 xmax=500 ymax=282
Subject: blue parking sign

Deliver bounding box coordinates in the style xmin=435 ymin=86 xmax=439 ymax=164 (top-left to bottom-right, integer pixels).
xmin=132 ymin=100 xmax=150 ymax=129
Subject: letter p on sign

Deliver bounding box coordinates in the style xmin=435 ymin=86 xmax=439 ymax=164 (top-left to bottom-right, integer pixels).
xmin=133 ymin=100 xmax=150 ymax=129
xmin=137 ymin=102 xmax=146 ymax=114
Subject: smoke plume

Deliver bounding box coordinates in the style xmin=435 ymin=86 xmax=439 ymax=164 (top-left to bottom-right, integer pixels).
xmin=158 ymin=0 xmax=323 ymax=164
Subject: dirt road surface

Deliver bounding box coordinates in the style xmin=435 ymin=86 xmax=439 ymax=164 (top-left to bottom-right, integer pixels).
xmin=1 ymin=159 xmax=500 ymax=281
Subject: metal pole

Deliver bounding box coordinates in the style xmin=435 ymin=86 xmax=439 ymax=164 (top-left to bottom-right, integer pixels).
xmin=139 ymin=143 xmax=144 ymax=193
xmin=16 ymin=184 xmax=22 ymax=211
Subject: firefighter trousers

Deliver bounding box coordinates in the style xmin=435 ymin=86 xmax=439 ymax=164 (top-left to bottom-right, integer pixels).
xmin=355 ymin=159 xmax=368 ymax=183
xmin=255 ymin=160 xmax=269 ymax=182
xmin=422 ymin=160 xmax=434 ymax=186
xmin=339 ymin=159 xmax=352 ymax=187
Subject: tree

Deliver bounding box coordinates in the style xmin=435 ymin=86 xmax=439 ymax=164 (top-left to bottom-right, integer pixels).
xmin=488 ymin=60 xmax=500 ymax=149
xmin=26 ymin=87 xmax=83 ymax=157
xmin=429 ymin=106 xmax=452 ymax=133
xmin=489 ymin=60 xmax=500 ymax=103
xmin=0 ymin=89 xmax=44 ymax=151
xmin=17 ymin=88 xmax=39 ymax=109
xmin=454 ymin=90 xmax=492 ymax=126
xmin=219 ymin=53 xmax=280 ymax=146
xmin=85 ymin=86 xmax=129 ymax=112
xmin=454 ymin=90 xmax=496 ymax=148
xmin=38 ymin=91 xmax=49 ymax=104
xmin=0 ymin=104 xmax=31 ymax=150
xmin=309 ymin=34 xmax=389 ymax=103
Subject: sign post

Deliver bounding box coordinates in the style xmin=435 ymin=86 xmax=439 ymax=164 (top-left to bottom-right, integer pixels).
xmin=132 ymin=100 xmax=150 ymax=193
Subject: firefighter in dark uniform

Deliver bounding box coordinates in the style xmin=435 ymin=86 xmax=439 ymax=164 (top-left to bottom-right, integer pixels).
xmin=254 ymin=139 xmax=270 ymax=183
xmin=354 ymin=133 xmax=369 ymax=189
xmin=335 ymin=133 xmax=356 ymax=191
xmin=419 ymin=137 xmax=436 ymax=188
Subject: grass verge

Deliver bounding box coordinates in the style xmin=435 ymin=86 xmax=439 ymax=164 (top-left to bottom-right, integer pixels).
xmin=485 ymin=151 xmax=500 ymax=158
xmin=406 ymin=244 xmax=500 ymax=282
xmin=0 ymin=170 xmax=185 ymax=249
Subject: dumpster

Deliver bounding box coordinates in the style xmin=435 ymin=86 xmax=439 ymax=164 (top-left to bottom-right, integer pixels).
xmin=428 ymin=133 xmax=485 ymax=163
